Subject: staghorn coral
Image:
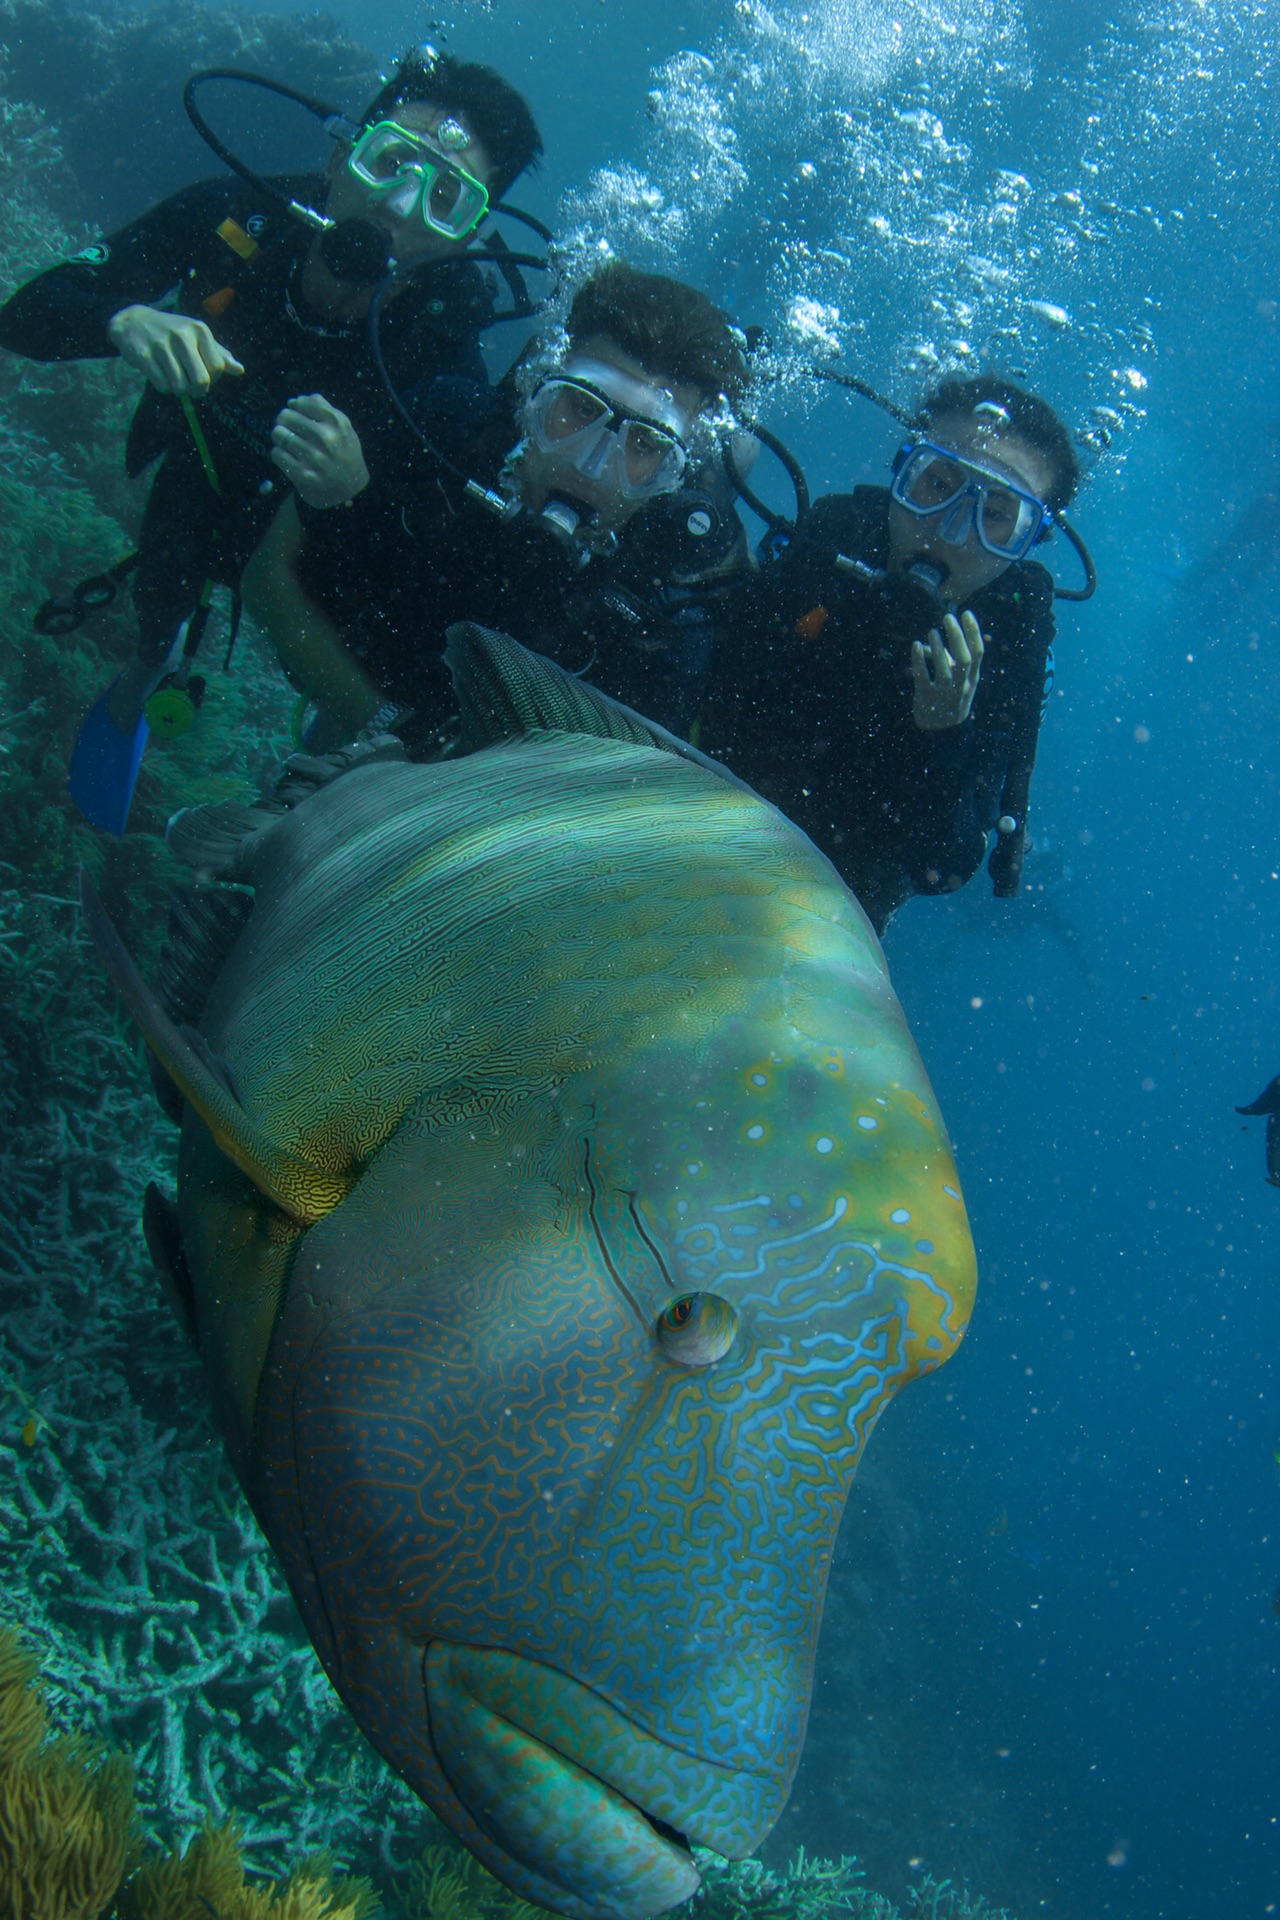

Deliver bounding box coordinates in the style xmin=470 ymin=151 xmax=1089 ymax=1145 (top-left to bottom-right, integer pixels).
xmin=0 ymin=89 xmax=140 ymax=520
xmin=0 ymin=883 xmax=431 ymax=1880
xmin=0 ymin=1627 xmax=137 ymax=1920
xmin=689 ymin=1852 xmax=892 ymax=1920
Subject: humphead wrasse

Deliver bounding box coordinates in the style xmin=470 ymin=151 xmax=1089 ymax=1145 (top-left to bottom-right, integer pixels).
xmin=82 ymin=627 xmax=977 ymax=1920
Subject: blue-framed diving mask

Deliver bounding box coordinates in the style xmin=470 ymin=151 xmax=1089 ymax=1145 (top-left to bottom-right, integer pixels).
xmin=523 ymin=356 xmax=691 ymax=502
xmin=347 ymin=117 xmax=489 ymax=241
xmin=889 ymin=439 xmax=1053 ymax=563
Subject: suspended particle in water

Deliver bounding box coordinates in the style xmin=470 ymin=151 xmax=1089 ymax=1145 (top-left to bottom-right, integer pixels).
xmin=1027 ymin=300 xmax=1071 ymax=328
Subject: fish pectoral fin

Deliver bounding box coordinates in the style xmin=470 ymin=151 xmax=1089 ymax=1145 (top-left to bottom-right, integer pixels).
xmin=79 ymin=871 xmax=352 ymax=1226
xmin=178 ymin=1021 xmax=240 ymax=1102
xmin=1237 ymin=1072 xmax=1280 ymax=1117
xmin=142 ymin=1182 xmax=199 ymax=1349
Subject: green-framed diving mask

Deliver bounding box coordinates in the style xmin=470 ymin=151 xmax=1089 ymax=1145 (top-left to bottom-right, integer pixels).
xmin=347 ymin=117 xmax=489 ymax=241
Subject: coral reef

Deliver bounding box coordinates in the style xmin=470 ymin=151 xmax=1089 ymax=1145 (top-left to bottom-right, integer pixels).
xmin=0 ymin=1624 xmax=381 ymax=1918
xmin=0 ymin=88 xmax=139 ymax=519
xmin=0 ymin=0 xmax=379 ymax=231
xmin=0 ymin=1628 xmax=136 ymax=1920
xmin=0 ymin=883 xmax=431 ymax=1882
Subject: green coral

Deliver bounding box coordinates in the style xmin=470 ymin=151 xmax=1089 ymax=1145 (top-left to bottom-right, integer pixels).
xmin=404 ymin=1844 xmax=542 ymax=1920
xmin=690 ymin=1851 xmax=891 ymax=1920
xmin=397 ymin=1837 xmax=1020 ymax=1920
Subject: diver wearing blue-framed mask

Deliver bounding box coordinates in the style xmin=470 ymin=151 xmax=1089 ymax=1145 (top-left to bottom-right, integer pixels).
xmin=702 ymin=375 xmax=1087 ymax=931
xmin=889 ymin=436 xmax=1053 ymax=565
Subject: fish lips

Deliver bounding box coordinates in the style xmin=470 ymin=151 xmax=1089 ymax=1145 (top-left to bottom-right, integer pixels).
xmin=424 ymin=1640 xmax=775 ymax=1919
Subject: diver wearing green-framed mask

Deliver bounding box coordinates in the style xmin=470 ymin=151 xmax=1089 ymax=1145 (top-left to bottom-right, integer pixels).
xmin=346 ymin=116 xmax=490 ymax=243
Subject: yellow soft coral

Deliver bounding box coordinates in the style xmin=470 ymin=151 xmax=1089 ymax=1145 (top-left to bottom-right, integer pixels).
xmin=0 ymin=1633 xmax=377 ymax=1920
xmin=0 ymin=1628 xmax=136 ymax=1920
xmin=131 ymin=1821 xmax=378 ymax=1920
xmin=405 ymin=1842 xmax=542 ymax=1920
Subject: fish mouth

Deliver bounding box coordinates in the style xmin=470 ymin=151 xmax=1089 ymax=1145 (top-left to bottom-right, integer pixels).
xmin=425 ymin=1641 xmax=777 ymax=1920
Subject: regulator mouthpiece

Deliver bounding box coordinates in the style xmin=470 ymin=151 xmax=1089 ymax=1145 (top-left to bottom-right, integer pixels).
xmin=906 ymin=558 xmax=947 ymax=594
xmin=320 ymin=218 xmax=393 ymax=284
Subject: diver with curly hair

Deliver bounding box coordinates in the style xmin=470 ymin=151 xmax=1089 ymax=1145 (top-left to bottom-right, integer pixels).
xmin=240 ymin=261 xmax=751 ymax=750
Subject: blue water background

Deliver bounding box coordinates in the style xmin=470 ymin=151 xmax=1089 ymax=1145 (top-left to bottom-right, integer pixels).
xmin=64 ymin=0 xmax=1280 ymax=1913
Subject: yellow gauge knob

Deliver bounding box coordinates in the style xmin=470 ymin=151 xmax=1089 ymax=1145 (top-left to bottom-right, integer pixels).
xmin=145 ymin=686 xmax=198 ymax=738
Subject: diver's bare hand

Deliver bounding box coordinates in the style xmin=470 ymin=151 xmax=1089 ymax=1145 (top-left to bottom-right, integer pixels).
xmin=270 ymin=394 xmax=370 ymax=509
xmin=106 ymin=305 xmax=245 ymax=396
xmin=911 ymin=610 xmax=985 ymax=730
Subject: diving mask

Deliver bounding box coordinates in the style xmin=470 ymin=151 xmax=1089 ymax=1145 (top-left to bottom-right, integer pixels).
xmin=347 ymin=118 xmax=489 ymax=241
xmin=890 ymin=439 xmax=1052 ymax=562
xmin=523 ymin=356 xmax=691 ymax=501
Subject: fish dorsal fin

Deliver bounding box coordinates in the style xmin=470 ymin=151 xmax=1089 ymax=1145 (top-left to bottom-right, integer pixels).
xmin=156 ymin=883 xmax=255 ymax=1026
xmin=79 ymin=872 xmax=351 ymax=1227
xmin=444 ymin=622 xmax=739 ymax=783
xmin=165 ymin=734 xmax=407 ymax=880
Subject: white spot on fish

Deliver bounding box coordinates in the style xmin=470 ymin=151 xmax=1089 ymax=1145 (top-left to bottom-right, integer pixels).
xmin=750 ymin=1072 xmax=768 ymax=1087
xmin=816 ymin=1137 xmax=834 ymax=1154
xmin=857 ymin=1116 xmax=879 ymax=1131
xmin=891 ymin=1208 xmax=911 ymax=1224
xmin=685 ymin=1162 xmax=702 ymax=1176
xmin=943 ymin=1184 xmax=961 ymax=1200
xmin=747 ymin=1124 xmax=765 ymax=1141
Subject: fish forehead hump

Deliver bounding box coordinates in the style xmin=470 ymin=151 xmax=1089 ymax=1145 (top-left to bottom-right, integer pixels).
xmin=200 ymin=736 xmax=881 ymax=1159
xmin=241 ymin=733 xmax=973 ymax=1860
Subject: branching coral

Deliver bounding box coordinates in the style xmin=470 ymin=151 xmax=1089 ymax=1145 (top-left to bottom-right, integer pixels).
xmin=0 ymin=887 xmax=430 ymax=1881
xmin=690 ymin=1851 xmax=893 ymax=1920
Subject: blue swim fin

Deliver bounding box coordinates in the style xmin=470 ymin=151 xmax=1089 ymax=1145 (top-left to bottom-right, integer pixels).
xmin=67 ymin=680 xmax=149 ymax=835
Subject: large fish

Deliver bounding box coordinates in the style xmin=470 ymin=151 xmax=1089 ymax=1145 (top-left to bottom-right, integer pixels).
xmin=83 ymin=628 xmax=977 ymax=1920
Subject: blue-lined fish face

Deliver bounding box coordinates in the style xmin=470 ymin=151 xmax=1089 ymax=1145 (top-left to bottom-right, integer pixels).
xmin=253 ymin=962 xmax=973 ymax=1920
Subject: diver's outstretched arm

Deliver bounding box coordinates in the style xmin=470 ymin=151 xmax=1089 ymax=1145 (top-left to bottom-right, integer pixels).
xmin=241 ymin=499 xmax=382 ymax=742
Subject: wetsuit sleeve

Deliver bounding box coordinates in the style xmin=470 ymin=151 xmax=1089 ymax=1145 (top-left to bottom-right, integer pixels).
xmin=986 ymin=574 xmax=1056 ymax=897
xmin=0 ymin=180 xmax=230 ymax=362
xmin=897 ymin=725 xmax=988 ymax=895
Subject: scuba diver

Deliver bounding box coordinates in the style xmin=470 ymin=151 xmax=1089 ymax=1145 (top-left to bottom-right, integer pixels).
xmin=702 ymin=373 xmax=1089 ymax=934
xmin=239 ymin=260 xmax=750 ymax=749
xmin=0 ymin=47 xmax=543 ymax=832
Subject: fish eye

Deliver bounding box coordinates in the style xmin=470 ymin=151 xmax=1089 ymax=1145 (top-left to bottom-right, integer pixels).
xmin=654 ymin=1292 xmax=738 ymax=1368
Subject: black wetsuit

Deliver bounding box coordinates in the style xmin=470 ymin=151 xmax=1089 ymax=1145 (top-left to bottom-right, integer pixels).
xmin=0 ymin=175 xmax=493 ymax=663
xmin=295 ymin=443 xmax=749 ymax=746
xmin=702 ymin=486 xmax=1056 ymax=932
